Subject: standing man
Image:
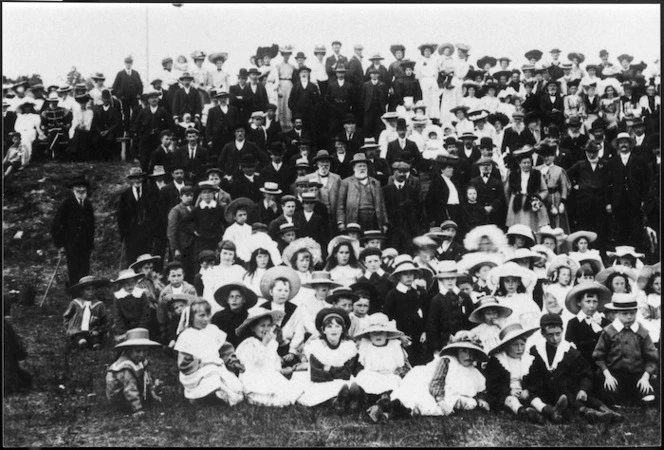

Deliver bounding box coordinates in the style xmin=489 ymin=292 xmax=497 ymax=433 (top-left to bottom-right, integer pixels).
xmin=347 ymin=44 xmax=365 ymax=123
xmin=134 ymin=89 xmax=172 ymax=172
xmin=307 ymin=149 xmax=341 ymax=227
xmin=288 ymin=66 xmax=321 ymax=132
xmin=383 ymin=160 xmax=421 ymax=253
xmin=172 ymin=72 xmax=202 ymax=128
xmin=111 ymin=55 xmax=143 ymax=134
xmin=325 ymin=65 xmax=355 ymax=136
xmin=51 ymin=176 xmax=95 ymax=285
xmin=91 ymin=89 xmax=122 ymax=161
xmin=468 ymin=156 xmax=506 ymax=226
xmin=311 ymin=45 xmax=329 ymax=98
xmin=325 ymin=40 xmax=349 ymax=84
xmin=364 ymin=53 xmax=388 ymax=84
xmin=361 ymin=68 xmax=388 ymax=142
xmin=244 ymin=68 xmax=269 ymax=125
xmin=173 ymin=128 xmax=208 ymax=182
xmin=218 ymin=124 xmax=268 ymax=181
xmin=205 ymin=90 xmax=240 ymax=161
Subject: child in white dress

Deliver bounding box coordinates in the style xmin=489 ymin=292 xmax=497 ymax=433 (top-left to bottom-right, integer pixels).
xmin=469 ymin=296 xmax=513 ymax=353
xmin=234 ymin=308 xmax=304 ymax=406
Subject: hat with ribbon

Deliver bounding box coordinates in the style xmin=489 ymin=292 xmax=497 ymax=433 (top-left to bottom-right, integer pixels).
xmin=114 ymin=328 xmax=161 ymax=349
xmin=564 ymin=281 xmax=611 ymax=314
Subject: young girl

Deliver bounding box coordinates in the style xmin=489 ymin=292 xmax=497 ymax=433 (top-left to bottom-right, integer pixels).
xmin=607 ymin=246 xmax=645 ymax=270
xmin=325 ymin=237 xmax=364 ymax=287
xmin=461 ymin=185 xmax=489 ymax=236
xmin=242 ymin=248 xmax=274 ymax=303
xmin=326 ymin=287 xmax=361 ymax=338
xmin=283 ymin=238 xmax=323 ymax=306
xmin=485 ymin=323 xmax=541 ymax=423
xmin=211 ymin=283 xmax=258 ymax=348
xmin=63 ymin=276 xmax=110 ymax=349
xmin=295 ymin=308 xmax=361 ymax=412
xmin=488 ymin=262 xmax=540 ymax=330
xmin=469 ymin=296 xmax=513 ymax=352
xmin=111 ymin=269 xmax=151 ymax=342
xmin=536 ymin=225 xmax=567 ymax=255
xmin=222 ymin=198 xmax=255 ymax=264
xmin=566 ymin=230 xmax=601 ymax=265
xmin=234 ymin=308 xmax=304 ymax=406
xmin=392 ymin=330 xmax=489 ymax=416
xmin=575 ymin=265 xmax=597 ymax=285
xmin=106 ymin=328 xmax=162 ymax=416
xmin=638 ymin=270 xmax=661 ymax=345
xmin=597 ymin=267 xmax=637 ymax=295
xmin=544 ymin=255 xmax=579 ymax=314
xmin=194 ymin=250 xmax=217 ymax=296
xmin=504 ymin=147 xmax=549 ymax=230
xmin=161 ymin=294 xmax=194 ymax=351
xmin=201 ymin=240 xmax=247 ymax=309
xmin=259 ymin=266 xmax=302 ymax=359
xmin=174 ymin=300 xmax=245 ymax=406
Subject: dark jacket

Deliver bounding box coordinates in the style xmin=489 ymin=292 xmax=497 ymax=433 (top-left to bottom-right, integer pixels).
xmin=425 ymin=174 xmax=462 ymax=226
xmin=288 ymin=82 xmax=321 ymax=124
xmin=112 ymin=70 xmax=143 ymax=99
xmin=172 ymin=87 xmax=203 ymax=120
xmin=205 ymin=104 xmax=240 ymax=151
xmin=173 ymin=144 xmax=209 ymax=182
xmin=468 ymin=174 xmax=506 ymax=225
xmin=51 ymin=193 xmax=95 ymax=250
xmin=217 ymin=140 xmax=268 ymax=177
xmin=91 ymin=105 xmax=123 ymax=140
xmin=360 ymin=80 xmax=388 ymax=112
xmin=605 ymin=151 xmax=651 ymax=209
xmin=133 ymin=106 xmax=172 ymax=138
xmin=426 ymin=290 xmax=474 ymax=352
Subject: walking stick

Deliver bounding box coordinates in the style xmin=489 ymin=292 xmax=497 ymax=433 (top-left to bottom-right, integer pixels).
xmin=118 ymin=239 xmax=125 ymax=272
xmin=39 ymin=252 xmax=64 ymax=307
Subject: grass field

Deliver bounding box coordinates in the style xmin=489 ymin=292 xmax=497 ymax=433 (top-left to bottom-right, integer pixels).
xmin=3 ymin=161 xmax=662 ymax=447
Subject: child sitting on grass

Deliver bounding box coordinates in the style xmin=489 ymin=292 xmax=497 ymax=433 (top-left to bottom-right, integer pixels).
xmin=111 ymin=269 xmax=151 ymax=343
xmin=469 ymin=296 xmax=513 ymax=352
xmin=157 ymin=262 xmax=196 ymax=346
xmin=174 ymin=299 xmax=246 ymax=406
xmin=63 ymin=276 xmax=110 ymax=350
xmin=3 ymin=132 xmax=26 ymax=176
xmin=211 ymin=283 xmax=258 ymax=348
xmin=326 ymin=287 xmax=361 ymax=338
xmin=235 ymin=308 xmax=304 ymax=406
xmin=160 ymin=294 xmax=194 ymax=352
xmin=130 ymin=254 xmax=165 ymax=337
xmin=105 ymin=328 xmax=162 ymax=417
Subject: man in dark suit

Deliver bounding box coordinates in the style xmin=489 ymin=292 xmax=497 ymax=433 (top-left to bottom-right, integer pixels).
xmin=383 ymin=160 xmax=422 ymax=253
xmin=468 ymin=156 xmax=506 ymax=227
xmin=150 ymin=78 xmax=171 ymax=114
xmin=588 ymin=120 xmax=616 ymax=161
xmin=288 ymin=67 xmax=321 ymax=132
xmin=347 ymin=44 xmax=365 ymax=91
xmin=605 ymin=133 xmax=651 ymax=250
xmin=116 ymin=168 xmax=159 ymax=268
xmin=160 ymin=165 xmax=188 ymax=212
xmin=173 ymin=128 xmax=209 ymax=182
xmin=261 ymin=142 xmax=292 ymax=194
xmin=360 ymin=68 xmax=388 ymax=141
xmin=51 ymin=176 xmax=95 ymax=285
xmin=385 ymin=118 xmax=421 ymax=168
xmin=433 ymin=221 xmax=466 ymax=262
xmin=244 ymin=68 xmax=269 ymax=124
xmin=362 ymin=139 xmax=391 ymax=186
xmin=205 ymin=90 xmax=240 ymax=161
xmin=134 ymin=89 xmax=172 ymax=172
xmin=326 ymin=65 xmax=355 ymax=135
xmin=171 ymin=72 xmax=202 ymax=125
xmin=91 ymin=89 xmax=123 ymax=160
xmin=282 ymin=114 xmax=309 ymax=161
xmin=425 ymin=156 xmax=463 ymax=228
xmin=111 ymin=55 xmax=143 ymax=132
xmin=539 ymin=80 xmax=565 ymax=129
xmin=501 ymin=111 xmax=536 ymax=154
xmin=218 ymin=124 xmax=268 ymax=180
xmin=246 ymin=111 xmax=268 ymax=151
xmin=533 ymin=131 xmax=574 ymax=170
xmin=325 ymin=40 xmax=349 ymax=83
xmin=264 ymin=104 xmax=282 ymax=147
xmin=364 ymin=53 xmax=389 ymax=84
xmin=166 ymin=185 xmax=195 ymax=281
xmin=340 ymin=114 xmax=364 ymax=156
xmin=330 ymin=134 xmax=354 ymax=179
xmin=229 ymin=69 xmax=250 ymax=124
xmin=230 ymin=154 xmax=264 ymax=202
xmin=148 ymin=130 xmax=176 ymax=175
xmin=294 ymin=192 xmax=329 ymax=245
xmin=254 ymin=182 xmax=283 ymax=226
xmin=560 ymin=115 xmax=590 ymax=162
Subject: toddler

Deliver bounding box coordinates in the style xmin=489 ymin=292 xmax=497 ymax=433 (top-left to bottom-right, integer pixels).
xmin=63 ymin=276 xmax=110 ymax=349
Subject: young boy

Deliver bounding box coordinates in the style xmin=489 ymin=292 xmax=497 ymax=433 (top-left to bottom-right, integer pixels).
xmin=268 ymin=194 xmax=299 ymax=240
xmin=593 ymin=293 xmax=659 ymax=407
xmin=106 ymin=328 xmax=162 ymax=416
xmin=356 ymin=247 xmax=394 ymax=314
xmin=360 ymin=230 xmax=386 ymax=251
xmin=63 ymin=276 xmax=110 ymax=349
xmin=167 ymin=184 xmax=196 ymax=282
xmin=460 ymin=185 xmax=488 ymax=237
xmin=185 ymin=181 xmax=226 ymax=256
xmin=523 ymin=313 xmax=616 ymax=424
xmin=3 ymin=132 xmax=26 ymax=176
xmin=157 ymin=262 xmax=196 ymax=346
xmin=111 ymin=269 xmax=152 ymax=343
xmin=194 ymin=250 xmax=217 ymax=296
xmin=221 ymin=197 xmax=254 ymax=263
xmin=326 ymin=286 xmax=361 ymax=338
xmin=204 ymin=167 xmax=232 ymax=208
xmin=349 ymin=282 xmax=376 ymax=334
xmin=275 ymin=223 xmax=299 ymax=254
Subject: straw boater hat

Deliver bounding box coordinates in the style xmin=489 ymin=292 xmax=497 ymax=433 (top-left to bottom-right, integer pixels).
xmin=282 ymin=237 xmax=323 ymax=268
xmin=259 ymin=181 xmax=282 ymax=195
xmin=178 ymin=72 xmax=194 ymax=81
xmin=605 ymin=293 xmax=639 ymax=311
xmin=214 ymin=283 xmax=258 ymax=309
xmin=595 ymin=266 xmax=638 ymax=287
xmin=505 ymin=248 xmax=546 ymax=265
xmin=546 ymin=254 xmax=580 ymax=279
xmin=439 ymin=331 xmax=487 ymax=361
xmin=327 ymin=235 xmax=361 ymax=259
xmin=163 ymin=293 xmax=197 ymax=307
xmin=354 ymin=313 xmax=404 ymax=340
xmin=434 ymin=260 xmax=459 ymax=279
xmin=566 ymin=230 xmax=597 ymax=247
xmin=487 ymin=262 xmax=536 ymax=291
xmin=412 ymin=235 xmax=439 ymax=250
xmin=277 ymin=223 xmax=299 ymax=236
xmin=457 ymin=252 xmax=503 ymax=276
xmin=149 ymin=165 xmax=167 ymax=178
xmin=302 ymin=271 xmax=342 ymax=289
xmin=388 ymin=254 xmax=422 ymax=283
xmin=196 ymin=180 xmax=220 ymax=192
xmin=260 ymin=266 xmax=301 ymax=302
xmin=611 ymin=132 xmax=636 ymax=151
xmin=114 ymin=328 xmax=161 ymax=349
xmin=129 ymin=254 xmax=161 ymax=271
xmin=489 ymin=323 xmax=539 ymax=356
xmin=315 ymin=307 xmax=351 ymax=332
xmin=463 ymin=224 xmax=508 ymax=252
xmin=235 ymin=308 xmax=285 ymax=337
xmin=69 ymin=275 xmax=110 ymax=293
xmin=506 ymin=224 xmax=536 ymax=247
xmin=360 ymin=230 xmax=386 ymax=243
xmin=468 ymin=296 xmax=513 ymax=324
xmin=224 ymin=197 xmax=255 ymax=223
xmin=564 ymin=281 xmax=611 ymax=314
xmin=536 ymin=225 xmax=567 ymax=243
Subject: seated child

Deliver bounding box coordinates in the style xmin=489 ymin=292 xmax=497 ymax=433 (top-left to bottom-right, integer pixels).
xmin=295 ymin=307 xmax=361 ymax=413
xmin=63 ymin=276 xmax=110 ymax=350
xmin=326 ymin=287 xmax=361 ymax=338
xmin=469 ymin=296 xmax=513 ymax=352
xmin=105 ymin=328 xmax=162 ymax=416
xmin=3 ymin=132 xmax=26 ymax=176
xmin=485 ymin=323 xmax=541 ymax=423
xmin=174 ymin=299 xmax=245 ymax=406
xmin=157 ymin=262 xmax=196 ymax=346
xmin=222 ymin=199 xmax=254 ymax=264
xmin=523 ymin=313 xmax=618 ymax=424
xmin=391 ymin=330 xmax=489 ymax=416
xmin=111 ymin=269 xmax=151 ymax=343
xmin=258 ymin=266 xmax=301 ymax=359
xmin=638 ymin=270 xmax=661 ymax=345
xmin=593 ymin=293 xmax=660 ymax=407
xmin=130 ymin=254 xmax=165 ymax=336
xmin=211 ymin=283 xmax=258 ymax=348
xmin=235 ymin=308 xmax=304 ymax=406
xmin=349 ymin=282 xmax=375 ymax=333
xmin=353 ymin=313 xmax=412 ymax=423
xmin=194 ymin=250 xmax=217 ymax=297
xmin=160 ymin=294 xmax=194 ymax=351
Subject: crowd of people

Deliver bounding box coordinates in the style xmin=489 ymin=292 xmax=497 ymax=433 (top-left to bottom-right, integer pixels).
xmin=4 ymin=42 xmax=662 ymax=425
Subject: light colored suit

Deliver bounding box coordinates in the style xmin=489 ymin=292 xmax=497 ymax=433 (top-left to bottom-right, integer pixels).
xmin=337 ymin=176 xmax=388 ymax=228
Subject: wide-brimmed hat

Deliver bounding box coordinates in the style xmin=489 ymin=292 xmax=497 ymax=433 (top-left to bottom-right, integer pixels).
xmin=368 ymin=53 xmax=384 ymax=61
xmin=463 ymin=224 xmax=508 ymax=252
xmin=567 ymin=52 xmax=585 ymax=63
xmin=178 ymin=72 xmax=194 ymax=81
xmin=190 ymin=50 xmax=206 ymax=60
xmin=224 ymin=197 xmax=254 ymax=223
xmin=605 ymin=293 xmax=638 ymax=311
xmin=388 ymin=255 xmax=423 ymax=282
xmin=505 ymin=248 xmax=546 ymax=265
xmin=260 ymin=266 xmax=301 ymax=301
xmin=69 ymin=275 xmax=110 ymax=293
xmin=326 ymin=286 xmax=359 ymax=305
xmin=572 ymin=253 xmax=605 ymax=275
xmin=531 ymin=244 xmax=556 ymax=265
xmin=489 ymin=323 xmax=539 ymax=355
xmin=607 ymin=246 xmax=644 ymax=261
xmin=438 ymin=43 xmax=455 ymax=54
xmin=208 ymin=52 xmax=229 ymax=64
xmin=259 ymin=181 xmax=282 ymax=195
xmin=360 ymin=230 xmax=386 ymax=243
xmin=596 ymin=266 xmax=638 ymax=287
xmin=126 ymin=167 xmax=146 ymax=179
xmin=468 ymin=109 xmax=489 ymax=122
xmin=564 ymin=281 xmax=611 ymax=314
xmin=512 ymin=145 xmax=534 ymax=161
xmin=440 ymin=331 xmax=487 ymax=360
xmin=129 ymin=253 xmax=161 ymax=271
xmin=390 ymin=44 xmax=406 ymax=56
xmin=114 ymin=328 xmax=161 ymax=349
xmin=312 ymin=149 xmax=334 ymax=163
xmin=313 ymin=45 xmax=327 ymax=54
xmin=487 ymin=262 xmax=536 ymax=290
xmin=524 ymin=49 xmax=543 ymax=61
xmin=315 ymin=307 xmax=351 ymax=332
xmin=457 ymin=252 xmax=502 ymax=275
xmin=327 ymin=235 xmax=360 ymax=260
xmin=506 ymin=224 xmax=536 ymax=246
xmin=235 ymin=308 xmax=285 ymax=337
xmin=611 ymin=132 xmax=636 ymax=150
xmin=547 ymin=254 xmax=580 ymax=279
xmin=434 ymin=260 xmax=459 ymax=279
xmin=469 ymin=296 xmax=513 ymax=324
xmin=477 ymin=56 xmax=498 ymax=68
xmin=566 ymin=230 xmax=597 ymax=246
xmin=302 ymin=271 xmax=342 ymax=289
xmin=354 ymin=313 xmax=403 ymax=340
xmin=283 ymin=237 xmax=323 ymax=268
xmin=616 ymin=54 xmax=634 ymax=63
xmin=111 ymin=268 xmax=145 ymax=284
xmin=418 ymin=43 xmax=438 ymax=55
xmin=164 ymin=293 xmax=197 ymax=306
xmin=214 ymin=283 xmax=258 ymax=309
xmin=536 ymin=225 xmax=567 ymax=243
xmin=456 ymin=43 xmax=471 ymax=53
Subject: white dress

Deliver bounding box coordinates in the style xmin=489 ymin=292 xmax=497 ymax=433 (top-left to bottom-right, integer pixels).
xmin=222 ymin=223 xmax=253 ymax=262
xmin=243 ymin=269 xmax=267 ymax=303
xmin=498 ymin=293 xmax=541 ymax=330
xmin=353 ymin=338 xmax=406 ymax=395
xmin=295 ymin=338 xmax=358 ymax=407
xmin=201 ymin=264 xmax=247 ymax=313
xmin=287 ymin=294 xmax=328 ymax=354
xmin=235 ymin=337 xmax=303 ymax=406
xmin=290 ymin=271 xmax=313 ymax=307
xmin=416 ymin=55 xmax=441 ymax=120
xmin=471 ymin=323 xmax=503 ymax=354
xmin=328 ymin=265 xmax=363 ymax=287
xmin=174 ymin=324 xmax=244 ymax=404
xmin=14 ymin=113 xmax=41 ymax=165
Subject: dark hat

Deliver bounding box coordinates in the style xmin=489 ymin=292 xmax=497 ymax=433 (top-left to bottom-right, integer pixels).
xmin=400 ymin=59 xmax=416 ymax=70
xmin=599 ymin=49 xmax=609 ymax=58
xmin=233 ymin=122 xmax=248 ymax=132
xmin=488 ymin=112 xmax=510 ymax=127
xmin=150 ymin=78 xmax=163 ymax=86
xmin=313 ymin=149 xmax=334 ymax=162
xmin=335 ymin=64 xmax=347 ymax=73
xmin=359 ymin=247 xmax=382 ymax=261
xmin=566 ymin=79 xmax=580 ymax=89
xmin=540 ymin=313 xmax=563 ymax=329
xmin=524 ymin=111 xmax=542 ymax=124
xmin=349 ymin=282 xmax=379 ymax=302
xmin=535 ymin=139 xmax=556 ymax=156
xmin=237 ymin=68 xmax=249 ymax=78
xmin=436 ymin=154 xmax=460 ymax=167
xmin=479 ymin=137 xmax=495 ymax=149
xmin=396 ymin=118 xmax=408 ymax=130
xmin=444 ymin=137 xmax=458 ymax=146
xmin=224 ymin=197 xmax=255 ymax=222
xmin=547 ymin=125 xmax=560 ymax=137
xmin=68 ymin=176 xmax=90 ymax=188
xmin=617 ymin=54 xmax=634 ymax=63
xmin=477 ymin=56 xmax=497 ymax=68
xmin=315 ymin=307 xmax=351 ymax=332
xmin=159 ymin=129 xmax=174 ymax=138
xmin=268 ymin=141 xmax=286 ymax=155
xmin=251 ymin=222 xmax=269 ymax=233
xmin=184 ymin=127 xmax=199 ymax=136
xmin=567 ymin=115 xmax=582 ymax=127
xmin=367 ymin=67 xmax=380 ymax=75
xmin=493 ymin=70 xmax=512 ymax=81
xmin=326 ymin=287 xmax=359 ymax=305
xmin=295 ymin=51 xmax=307 ymax=60
xmin=331 ymin=40 xmax=342 ymax=46
xmin=524 ymin=49 xmax=543 ymax=61
xmin=390 ymin=44 xmax=406 ymax=56
xmin=265 ymin=103 xmax=278 ymax=112
xmin=297 ymin=66 xmax=312 ymax=73
xmin=332 ymin=133 xmax=347 ymax=143
xmin=247 ymin=68 xmax=261 ymax=76
xmin=342 ymin=113 xmax=356 ymax=124
xmin=198 ymin=249 xmax=217 ymax=263
xmin=161 ymin=57 xmax=173 ymax=65
xmin=214 ymin=283 xmax=258 ymax=309
xmin=567 ymin=52 xmax=585 ymax=63
xmin=589 ymin=119 xmax=606 ymax=132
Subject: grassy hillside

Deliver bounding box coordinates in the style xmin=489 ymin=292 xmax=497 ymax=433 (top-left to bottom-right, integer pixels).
xmin=2 ymin=161 xmax=661 ymax=447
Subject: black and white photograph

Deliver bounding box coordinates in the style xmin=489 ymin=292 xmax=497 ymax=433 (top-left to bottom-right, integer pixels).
xmin=2 ymin=2 xmax=661 ymax=446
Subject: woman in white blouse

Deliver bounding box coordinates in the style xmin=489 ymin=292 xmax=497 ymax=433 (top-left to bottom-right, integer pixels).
xmin=13 ymin=100 xmax=42 ymax=166
xmin=416 ymin=44 xmax=440 ymax=122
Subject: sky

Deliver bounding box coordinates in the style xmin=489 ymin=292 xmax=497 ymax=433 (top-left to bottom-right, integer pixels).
xmin=2 ymin=3 xmax=661 ymax=85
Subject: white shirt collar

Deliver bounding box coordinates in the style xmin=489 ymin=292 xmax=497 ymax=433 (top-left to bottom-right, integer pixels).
xmin=394 ymin=180 xmax=405 ymax=189
xmin=271 ymin=301 xmax=286 ymax=312
xmin=364 ymin=268 xmax=386 ymax=279
xmin=244 ymin=174 xmax=255 ymax=182
xmin=395 ymin=282 xmax=410 ymax=293
xmin=612 ymin=318 xmax=639 ymax=333
xmin=620 ymin=152 xmax=631 ymax=165
xmin=200 ymin=200 xmax=217 ymax=209
xmin=304 ymin=210 xmax=314 ymax=220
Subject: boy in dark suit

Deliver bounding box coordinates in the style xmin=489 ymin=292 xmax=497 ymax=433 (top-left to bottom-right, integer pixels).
xmin=385 ymin=118 xmax=421 ymax=169
xmin=383 ymin=160 xmax=421 ymax=253
xmin=173 ymin=128 xmax=208 ymax=182
xmin=468 ymin=156 xmax=506 ymax=226
xmin=134 ymin=89 xmax=172 ymax=172
xmin=182 ymin=181 xmax=226 ymax=257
